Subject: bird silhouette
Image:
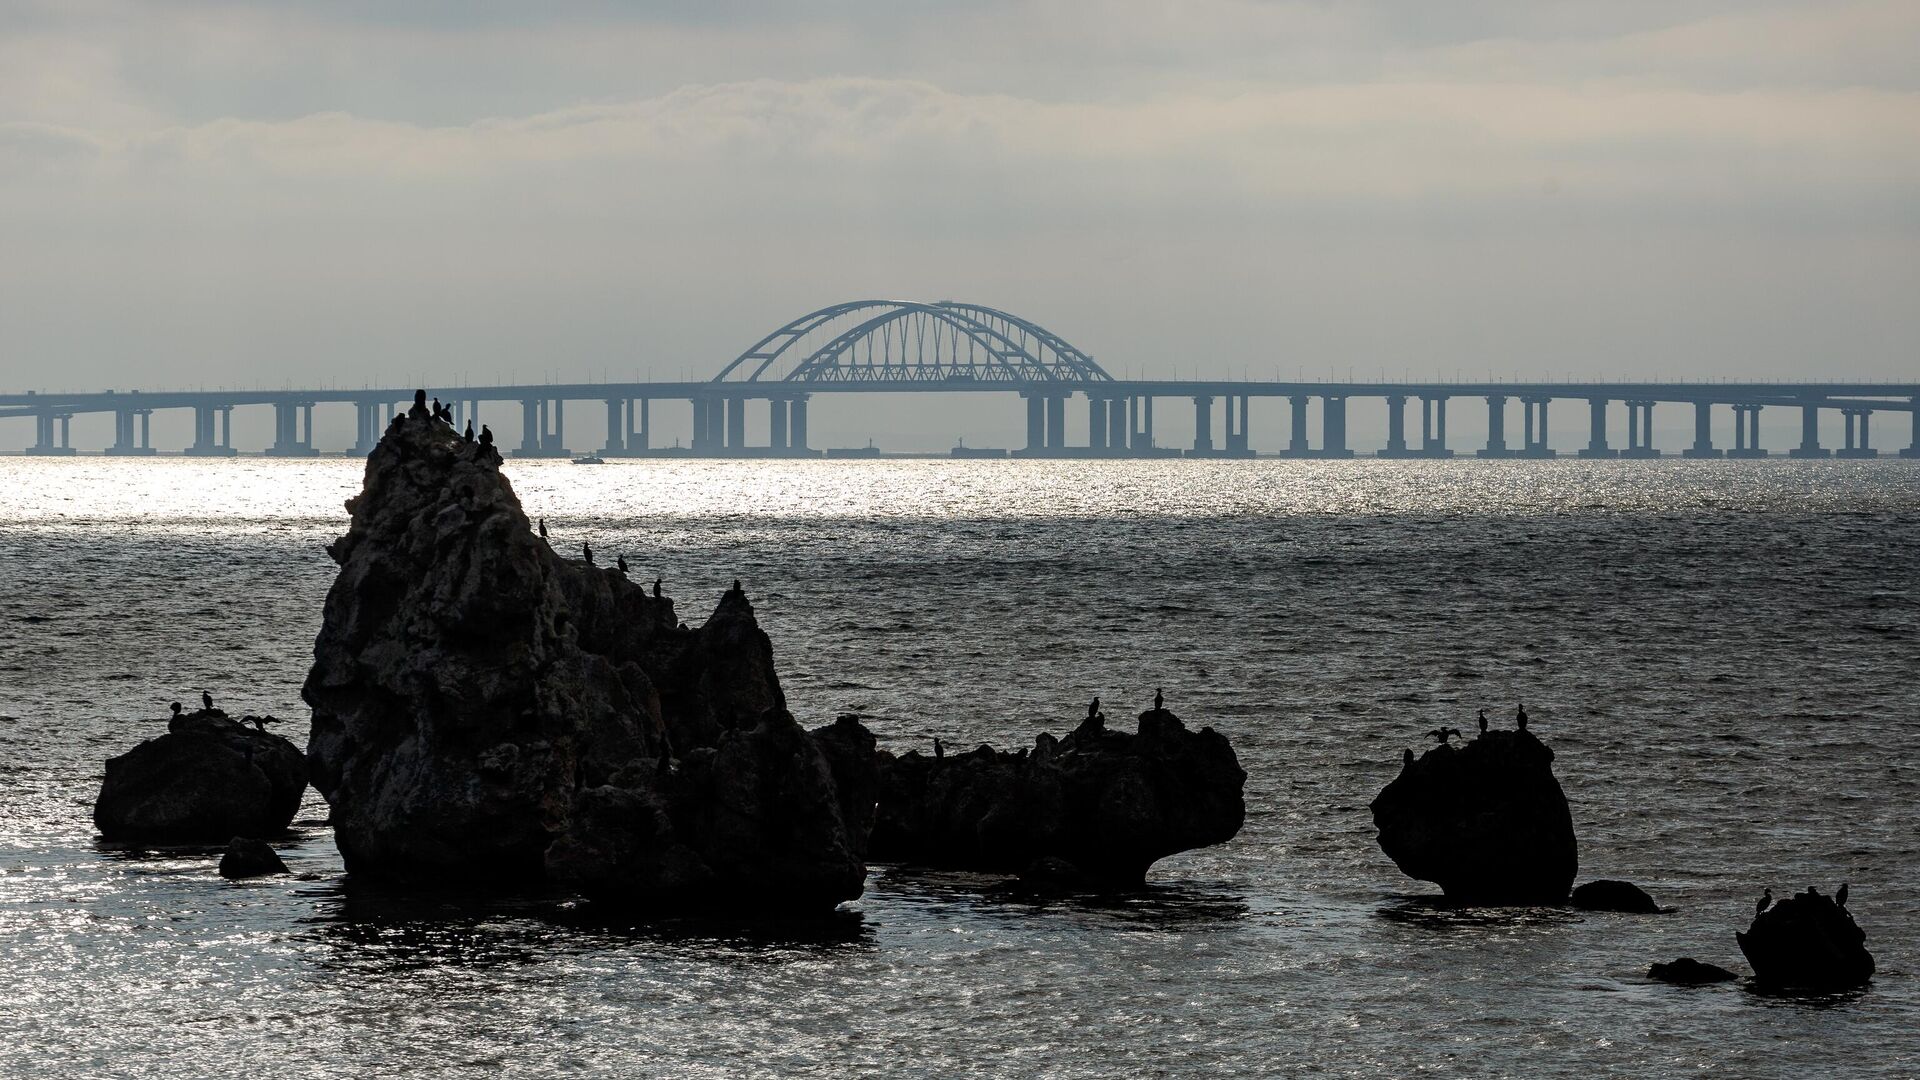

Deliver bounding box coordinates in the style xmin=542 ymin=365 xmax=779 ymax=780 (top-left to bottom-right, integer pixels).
xmin=1403 ymin=747 xmax=1415 ymax=768
xmin=1088 ymin=696 xmax=1101 ymax=719
xmin=538 ymin=517 xmax=548 ymax=539
xmin=463 ymin=419 xmax=474 ymax=443
xmin=933 ymin=737 xmax=944 ymax=760
xmin=201 ymin=690 xmax=213 ymax=711
xmin=652 ymin=576 xmax=662 ymax=598
xmin=733 ymin=578 xmax=742 ymax=593
xmin=616 ymin=555 xmax=628 ymax=574
xmin=1515 ymin=702 xmax=1529 ymax=731
xmin=169 ymin=701 xmax=182 ymax=717
xmin=1836 ymin=882 xmax=1850 ymax=909
xmin=1153 ymin=687 xmax=1164 ymax=710
xmin=1477 ymin=709 xmax=1488 ymax=734
xmin=582 ymin=541 xmax=593 ymax=566
xmin=1425 ymin=727 xmax=1461 ymax=745
xmin=479 ymin=424 xmax=495 ymax=449
xmin=1756 ymin=888 xmax=1772 ymax=917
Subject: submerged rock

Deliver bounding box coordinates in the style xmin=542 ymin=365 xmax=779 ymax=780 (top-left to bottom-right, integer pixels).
xmin=219 ymin=836 xmax=290 ymax=878
xmin=1737 ymin=887 xmax=1874 ymax=990
xmin=1648 ymin=957 xmax=1737 ymax=985
xmin=302 ymin=413 xmax=866 ymax=910
xmin=94 ymin=710 xmax=307 ymax=844
xmin=1572 ymin=879 xmax=1663 ymax=914
xmin=868 ymin=706 xmax=1246 ymax=885
xmin=1370 ymin=730 xmax=1577 ymax=905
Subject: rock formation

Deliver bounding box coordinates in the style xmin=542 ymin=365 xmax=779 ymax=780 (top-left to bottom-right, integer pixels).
xmin=1648 ymin=958 xmax=1736 ymax=985
xmin=1571 ymin=879 xmax=1663 ymax=914
xmin=94 ymin=709 xmax=307 ymax=844
xmin=219 ymin=837 xmax=290 ymax=878
xmin=1370 ymin=729 xmax=1577 ymax=905
xmin=1737 ymin=886 xmax=1874 ymax=990
xmin=868 ymin=705 xmax=1246 ymax=885
xmin=302 ymin=412 xmax=866 ymax=911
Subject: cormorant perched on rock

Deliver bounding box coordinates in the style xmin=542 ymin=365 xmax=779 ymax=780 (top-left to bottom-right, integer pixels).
xmin=1088 ymin=697 xmax=1101 ymax=720
xmin=202 ymin=690 xmax=214 ymax=711
xmin=652 ymin=576 xmax=662 ymax=598
xmin=582 ymin=541 xmax=593 ymax=566
xmin=479 ymin=424 xmax=495 ymax=449
xmin=169 ymin=701 xmax=182 ymax=717
xmin=1836 ymin=882 xmax=1849 ymax=909
xmin=933 ymin=737 xmax=944 ymax=760
xmin=1425 ymin=727 xmax=1461 ymax=745
xmin=247 ymin=715 xmax=277 ymax=732
xmin=538 ymin=517 xmax=548 ymax=539
xmin=1477 ymin=709 xmax=1488 ymax=735
xmin=616 ymin=555 xmax=628 ymax=574
xmin=732 ymin=579 xmax=742 ymax=593
xmin=1756 ymin=888 xmax=1772 ymax=916
xmin=431 ymin=397 xmax=446 ymax=422
xmin=408 ymin=389 xmax=429 ymax=420
xmin=1154 ymin=687 xmax=1164 ymax=711
xmin=462 ymin=420 xmax=474 ymax=443
xmin=1515 ymin=702 xmax=1529 ymax=732
xmin=1403 ymin=747 xmax=1415 ymax=768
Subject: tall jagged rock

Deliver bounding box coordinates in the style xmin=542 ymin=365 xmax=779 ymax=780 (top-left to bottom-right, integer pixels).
xmin=869 ymin=707 xmax=1246 ymax=885
xmin=1370 ymin=730 xmax=1577 ymax=905
xmin=94 ymin=709 xmax=308 ymax=844
xmin=302 ymin=414 xmax=866 ymax=910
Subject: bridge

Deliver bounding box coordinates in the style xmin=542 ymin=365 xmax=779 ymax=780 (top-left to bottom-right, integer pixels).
xmin=5 ymin=299 xmax=1917 ymax=459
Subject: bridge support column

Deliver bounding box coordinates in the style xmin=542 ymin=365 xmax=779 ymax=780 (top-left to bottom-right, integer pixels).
xmin=353 ymin=402 xmax=379 ymax=453
xmin=1903 ymin=397 xmax=1920 ymax=457
xmin=1619 ymin=401 xmax=1657 ymax=457
xmin=691 ymin=398 xmax=709 ymax=452
xmin=1107 ymin=398 xmax=1126 ymax=453
xmin=1477 ymin=395 xmax=1512 ymax=457
xmin=770 ymin=398 xmax=790 ymax=452
xmin=1836 ymin=408 xmax=1878 ymax=458
xmin=790 ymin=396 xmax=809 ymax=453
xmin=602 ymin=399 xmax=625 ymax=454
xmin=1024 ymin=395 xmax=1044 ymax=453
xmin=269 ymin=402 xmax=317 ymax=456
xmin=1192 ymin=396 xmax=1213 ymax=454
xmin=628 ymin=399 xmax=649 ymax=452
xmin=1727 ymin=405 xmax=1762 ymax=457
xmin=1580 ymin=398 xmax=1616 ymax=458
xmin=1380 ymin=395 xmax=1409 ymax=457
xmin=186 ymin=404 xmax=235 ymax=457
xmin=1143 ymin=396 xmax=1154 ymax=449
xmin=520 ymin=400 xmax=542 ymax=454
xmin=1285 ymin=395 xmax=1310 ymax=457
xmin=1323 ymin=396 xmax=1352 ymax=458
xmin=1789 ymin=402 xmax=1829 ymax=458
xmin=1088 ymin=396 xmax=1107 ymax=452
xmin=1520 ymin=397 xmax=1555 ymax=457
xmin=725 ymin=397 xmax=746 ymax=454
xmin=1044 ymin=395 xmax=1065 ymax=453
xmin=1417 ymin=395 xmax=1451 ymax=457
xmin=106 ymin=408 xmax=153 ymax=456
xmin=27 ymin=411 xmax=76 ymax=456
xmin=1682 ymin=401 xmax=1721 ymax=458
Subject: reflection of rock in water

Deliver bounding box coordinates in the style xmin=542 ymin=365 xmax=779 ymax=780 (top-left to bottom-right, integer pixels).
xmin=869 ymin=705 xmax=1245 ymax=886
xmin=93 ymin=708 xmax=307 ymax=844
xmin=303 ymin=412 xmax=867 ymax=912
xmin=1370 ymin=729 xmax=1577 ymax=905
xmin=1736 ymin=886 xmax=1874 ymax=990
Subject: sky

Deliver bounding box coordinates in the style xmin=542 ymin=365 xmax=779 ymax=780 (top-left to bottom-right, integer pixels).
xmin=1 ymin=1 xmax=1916 ymax=450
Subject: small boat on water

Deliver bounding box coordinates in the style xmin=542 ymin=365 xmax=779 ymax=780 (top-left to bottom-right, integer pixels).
xmin=571 ymin=454 xmax=606 ymax=465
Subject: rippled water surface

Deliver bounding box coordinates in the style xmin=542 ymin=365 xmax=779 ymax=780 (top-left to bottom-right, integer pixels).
xmin=1 ymin=457 xmax=1916 ymax=1077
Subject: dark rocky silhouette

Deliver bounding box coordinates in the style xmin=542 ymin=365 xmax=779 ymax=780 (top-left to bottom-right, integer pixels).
xmin=1571 ymin=879 xmax=1663 ymax=914
xmin=1736 ymin=885 xmax=1874 ymax=990
xmin=1649 ymin=957 xmax=1737 ymax=985
xmin=1370 ymin=728 xmax=1577 ymax=905
xmin=219 ymin=836 xmax=290 ymax=878
xmin=868 ymin=704 xmax=1245 ymax=885
xmin=302 ymin=413 xmax=867 ymax=911
xmin=94 ymin=709 xmax=307 ymax=844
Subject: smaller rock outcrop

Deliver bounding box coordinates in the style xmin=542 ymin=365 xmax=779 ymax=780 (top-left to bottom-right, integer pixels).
xmin=94 ymin=709 xmax=307 ymax=844
xmin=1648 ymin=958 xmax=1737 ymax=985
xmin=869 ymin=705 xmax=1245 ymax=885
xmin=1572 ymin=879 xmax=1663 ymax=914
xmin=1370 ymin=729 xmax=1577 ymax=905
xmin=1737 ymin=886 xmax=1874 ymax=990
xmin=219 ymin=837 xmax=290 ymax=878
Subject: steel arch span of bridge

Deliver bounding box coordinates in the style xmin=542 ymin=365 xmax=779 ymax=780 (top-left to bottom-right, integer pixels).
xmin=711 ymin=300 xmax=1114 ymax=385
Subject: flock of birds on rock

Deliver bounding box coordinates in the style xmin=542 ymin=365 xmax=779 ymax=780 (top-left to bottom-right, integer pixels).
xmin=165 ymin=691 xmax=278 ymax=731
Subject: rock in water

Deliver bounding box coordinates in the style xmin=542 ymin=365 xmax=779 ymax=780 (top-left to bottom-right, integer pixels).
xmin=219 ymin=836 xmax=290 ymax=878
xmin=1572 ymin=879 xmax=1663 ymax=914
xmin=1370 ymin=730 xmax=1577 ymax=905
xmin=302 ymin=412 xmax=866 ymax=910
xmin=1648 ymin=958 xmax=1737 ymax=985
xmin=94 ymin=710 xmax=307 ymax=844
xmin=1736 ymin=887 xmax=1874 ymax=990
xmin=868 ymin=706 xmax=1246 ymax=885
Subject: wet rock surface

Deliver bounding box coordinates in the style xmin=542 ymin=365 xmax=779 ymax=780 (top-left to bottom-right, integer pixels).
xmin=869 ymin=706 xmax=1246 ymax=885
xmin=219 ymin=836 xmax=290 ymax=878
xmin=302 ymin=414 xmax=867 ymax=911
xmin=1648 ymin=958 xmax=1737 ymax=985
xmin=1737 ymin=887 xmax=1874 ymax=990
xmin=1572 ymin=879 xmax=1663 ymax=914
xmin=1370 ymin=730 xmax=1578 ymax=905
xmin=93 ymin=710 xmax=307 ymax=844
